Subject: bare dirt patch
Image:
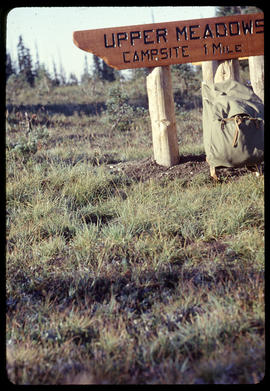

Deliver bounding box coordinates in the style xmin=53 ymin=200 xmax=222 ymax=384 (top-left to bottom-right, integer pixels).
xmin=109 ymin=154 xmax=262 ymax=183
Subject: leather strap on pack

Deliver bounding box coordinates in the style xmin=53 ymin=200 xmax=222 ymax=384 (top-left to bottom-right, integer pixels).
xmin=221 ymin=115 xmax=261 ymax=148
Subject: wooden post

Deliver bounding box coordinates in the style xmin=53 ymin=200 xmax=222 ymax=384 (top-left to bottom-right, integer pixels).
xmin=249 ymin=55 xmax=264 ymax=102
xmin=146 ymin=66 xmax=180 ymax=167
xmin=202 ymin=59 xmax=240 ymax=83
xmin=214 ymin=59 xmax=240 ymax=83
xmin=73 ymin=12 xmax=263 ymax=169
xmin=202 ymin=60 xmax=218 ymax=83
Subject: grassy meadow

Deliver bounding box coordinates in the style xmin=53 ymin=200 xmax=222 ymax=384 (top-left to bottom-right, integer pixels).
xmin=6 ymin=73 xmax=264 ymax=384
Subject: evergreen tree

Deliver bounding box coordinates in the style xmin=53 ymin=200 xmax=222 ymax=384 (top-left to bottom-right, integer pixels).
xmin=52 ymin=60 xmax=60 ymax=86
xmin=17 ymin=35 xmax=35 ymax=87
xmin=241 ymin=6 xmax=263 ymax=14
xmin=17 ymin=35 xmax=25 ymax=72
xmin=6 ymin=52 xmax=15 ymax=80
xmin=92 ymin=54 xmax=103 ymax=80
xmin=34 ymin=42 xmax=40 ymax=75
xmin=215 ymin=5 xmax=262 ymax=16
xmin=35 ymin=63 xmax=52 ymax=90
xmin=132 ymin=68 xmax=149 ymax=80
xmin=59 ymin=61 xmax=66 ymax=85
xmin=215 ymin=6 xmax=242 ymax=16
xmin=172 ymin=63 xmax=199 ymax=92
xmin=92 ymin=55 xmax=119 ymax=82
xmin=68 ymin=72 xmax=78 ymax=85
xmin=101 ymin=60 xmax=116 ymax=82
xmin=25 ymin=48 xmax=35 ymax=86
xmin=81 ymin=55 xmax=91 ymax=84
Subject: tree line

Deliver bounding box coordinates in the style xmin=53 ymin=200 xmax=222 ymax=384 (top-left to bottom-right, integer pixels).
xmin=6 ymin=34 xmax=121 ymax=88
xmin=6 ymin=7 xmax=261 ymax=89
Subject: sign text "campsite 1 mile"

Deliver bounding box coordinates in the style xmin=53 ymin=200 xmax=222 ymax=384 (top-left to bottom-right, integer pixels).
xmin=73 ymin=13 xmax=264 ymax=70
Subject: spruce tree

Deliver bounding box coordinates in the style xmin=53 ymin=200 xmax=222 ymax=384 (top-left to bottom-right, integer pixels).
xmin=17 ymin=35 xmax=25 ymax=73
xmin=68 ymin=73 xmax=78 ymax=85
xmin=101 ymin=60 xmax=116 ymax=82
xmin=81 ymin=55 xmax=91 ymax=84
xmin=52 ymin=60 xmax=60 ymax=86
xmin=17 ymin=35 xmax=35 ymax=87
xmin=132 ymin=68 xmax=148 ymax=80
xmin=215 ymin=6 xmax=262 ymax=16
xmin=25 ymin=48 xmax=35 ymax=87
xmin=59 ymin=61 xmax=66 ymax=85
xmin=6 ymin=52 xmax=15 ymax=80
xmin=215 ymin=6 xmax=242 ymax=16
xmin=92 ymin=55 xmax=103 ymax=80
xmin=34 ymin=42 xmax=40 ymax=75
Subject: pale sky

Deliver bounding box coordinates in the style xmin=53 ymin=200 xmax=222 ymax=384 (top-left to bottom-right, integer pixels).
xmin=6 ymin=6 xmax=216 ymax=81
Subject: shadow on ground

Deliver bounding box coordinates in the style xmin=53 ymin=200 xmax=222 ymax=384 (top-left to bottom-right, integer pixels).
xmin=6 ymin=102 xmax=107 ymax=117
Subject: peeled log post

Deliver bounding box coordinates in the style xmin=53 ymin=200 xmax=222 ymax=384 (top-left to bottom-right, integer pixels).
xmin=202 ymin=60 xmax=218 ymax=83
xmin=202 ymin=59 xmax=240 ymax=83
xmin=214 ymin=59 xmax=240 ymax=83
xmin=249 ymin=55 xmax=264 ymax=102
xmin=146 ymin=66 xmax=180 ymax=167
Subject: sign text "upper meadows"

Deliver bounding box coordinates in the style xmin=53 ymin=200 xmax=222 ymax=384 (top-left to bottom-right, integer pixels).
xmin=73 ymin=12 xmax=264 ymax=70
xmin=104 ymin=18 xmax=263 ymax=48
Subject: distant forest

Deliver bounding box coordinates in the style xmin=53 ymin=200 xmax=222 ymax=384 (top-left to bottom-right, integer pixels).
xmin=6 ymin=33 xmax=123 ymax=88
xmin=6 ymin=6 xmax=262 ymax=88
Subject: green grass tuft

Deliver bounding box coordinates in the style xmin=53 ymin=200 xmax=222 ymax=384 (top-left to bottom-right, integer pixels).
xmin=6 ymin=79 xmax=264 ymax=385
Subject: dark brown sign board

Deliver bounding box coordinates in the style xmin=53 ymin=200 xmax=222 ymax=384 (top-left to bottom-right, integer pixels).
xmin=73 ymin=12 xmax=264 ymax=70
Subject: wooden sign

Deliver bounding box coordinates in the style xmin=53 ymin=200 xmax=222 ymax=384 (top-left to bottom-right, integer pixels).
xmin=73 ymin=12 xmax=264 ymax=70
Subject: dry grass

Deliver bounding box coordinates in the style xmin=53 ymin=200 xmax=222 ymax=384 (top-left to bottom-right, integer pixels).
xmin=6 ymin=78 xmax=264 ymax=384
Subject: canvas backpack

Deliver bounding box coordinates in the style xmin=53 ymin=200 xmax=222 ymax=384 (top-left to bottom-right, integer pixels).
xmin=202 ymin=80 xmax=264 ymax=169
